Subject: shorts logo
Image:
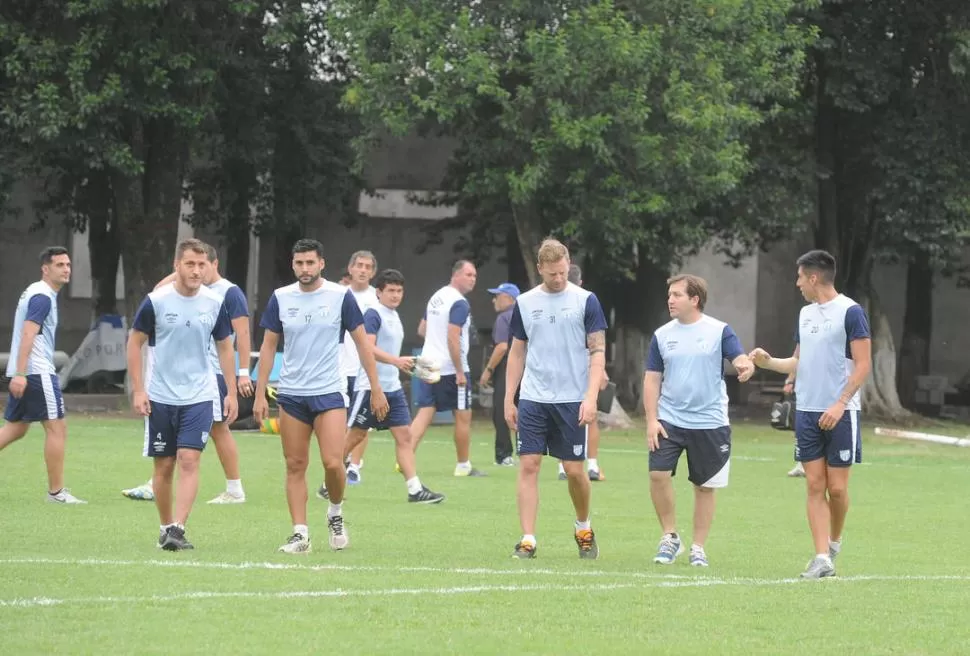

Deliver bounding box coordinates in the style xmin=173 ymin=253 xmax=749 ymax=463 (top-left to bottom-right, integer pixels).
xmin=839 ymin=449 xmax=850 ymax=462
xmin=719 ymin=444 xmax=729 ymax=453
xmin=201 ymin=432 xmax=209 ymax=445
xmin=573 ymin=445 xmax=583 ymax=456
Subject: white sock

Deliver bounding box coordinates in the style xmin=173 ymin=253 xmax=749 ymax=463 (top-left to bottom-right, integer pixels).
xmin=406 ymin=476 xmax=423 ymax=495
xmin=456 ymin=461 xmax=471 ymax=470
xmin=575 ymin=519 xmax=591 ymax=531
xmin=816 ymin=553 xmax=831 ymax=561
xmin=328 ymin=502 xmax=343 ymax=518
xmin=160 ymin=523 xmax=173 ymax=532
xmin=558 ymin=462 xmax=565 ymax=474
xmin=294 ymin=524 xmax=308 ymax=539
xmin=691 ymin=543 xmax=705 ymax=552
xmin=226 ymin=479 xmax=244 ymax=497
xmin=521 ymin=534 xmax=536 ymax=546
xmin=588 ymin=458 xmax=599 ymax=471
xmin=829 ymin=539 xmax=842 ymax=551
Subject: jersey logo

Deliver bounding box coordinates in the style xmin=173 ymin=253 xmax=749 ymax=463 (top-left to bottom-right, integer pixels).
xmin=287 ymin=307 xmax=299 ymax=318
xmin=530 ymin=309 xmax=543 ymax=320
xmin=165 ymin=312 xmax=179 ymax=324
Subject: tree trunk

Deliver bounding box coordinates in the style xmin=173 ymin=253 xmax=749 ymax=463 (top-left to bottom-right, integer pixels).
xmin=897 ymin=252 xmax=933 ymax=409
xmin=506 ymin=219 xmax=530 ymax=291
xmin=857 ymin=274 xmax=913 ymax=421
xmin=225 ymin=190 xmax=251 ymax=289
xmin=87 ymin=172 xmax=121 ymax=317
xmin=113 ymin=117 xmax=187 ymax=321
xmin=602 ymin=250 xmax=669 ymax=411
xmin=511 ymin=202 xmax=543 ymax=287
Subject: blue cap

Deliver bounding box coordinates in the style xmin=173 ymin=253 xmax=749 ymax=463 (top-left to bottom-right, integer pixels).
xmin=487 ymin=282 xmax=520 ymax=299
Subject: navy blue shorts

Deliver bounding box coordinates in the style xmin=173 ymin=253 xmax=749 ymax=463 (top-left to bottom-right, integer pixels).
xmin=143 ymin=399 xmax=218 ymax=458
xmin=277 ymin=392 xmax=347 ymax=426
xmin=795 ymin=409 xmax=862 ymax=467
xmin=348 ymin=389 xmax=411 ymax=431
xmin=649 ymin=421 xmax=732 ymax=488
xmin=4 ymin=374 xmax=65 ymax=423
xmin=347 ymin=376 xmax=356 ymax=397
xmin=415 ymin=372 xmax=471 ymax=412
xmin=516 ymin=399 xmax=587 ymax=461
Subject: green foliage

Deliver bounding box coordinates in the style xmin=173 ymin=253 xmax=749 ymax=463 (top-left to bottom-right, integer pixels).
xmin=333 ymin=0 xmax=819 ymax=276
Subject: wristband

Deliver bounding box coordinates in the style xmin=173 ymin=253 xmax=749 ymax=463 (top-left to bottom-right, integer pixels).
xmin=238 ymin=368 xmax=249 ymax=377
xmin=15 ymin=372 xmax=27 ymax=378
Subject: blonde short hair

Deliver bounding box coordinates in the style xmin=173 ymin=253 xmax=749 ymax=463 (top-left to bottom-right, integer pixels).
xmin=537 ymin=238 xmax=569 ymax=265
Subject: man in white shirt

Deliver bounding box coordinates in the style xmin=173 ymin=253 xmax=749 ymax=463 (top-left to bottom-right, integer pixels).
xmin=410 ymin=260 xmax=485 ymax=477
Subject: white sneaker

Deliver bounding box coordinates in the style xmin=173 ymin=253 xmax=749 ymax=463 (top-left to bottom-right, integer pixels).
xmin=278 ymin=533 xmax=311 ymax=554
xmin=122 ymin=483 xmax=154 ymax=500
xmin=47 ymin=489 xmax=87 ymax=504
xmin=328 ymin=514 xmax=349 ymax=550
xmin=207 ymin=491 xmax=246 ymax=504
xmin=788 ymin=462 xmax=805 ymax=477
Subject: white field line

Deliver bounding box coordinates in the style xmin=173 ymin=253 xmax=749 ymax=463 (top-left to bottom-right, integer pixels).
xmin=0 ymin=557 xmax=695 ymax=580
xmin=3 ymin=574 xmax=970 ymax=609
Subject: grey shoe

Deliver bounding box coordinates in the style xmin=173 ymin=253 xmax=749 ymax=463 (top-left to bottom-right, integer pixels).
xmin=653 ymin=533 xmax=684 ymax=565
xmin=829 ymin=539 xmax=842 ymax=561
xmin=800 ymin=555 xmax=836 ymax=579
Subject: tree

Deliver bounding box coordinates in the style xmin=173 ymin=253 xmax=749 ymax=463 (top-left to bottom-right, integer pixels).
xmin=0 ymin=0 xmax=258 ymax=319
xmin=332 ymin=0 xmax=818 ymax=406
xmin=805 ymin=0 xmax=970 ymax=418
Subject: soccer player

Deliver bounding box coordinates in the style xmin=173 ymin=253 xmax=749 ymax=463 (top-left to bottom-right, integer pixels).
xmin=750 ymin=249 xmax=871 ymax=578
xmin=252 ymin=239 xmax=388 ymax=554
xmin=127 ymin=238 xmax=239 ymax=550
xmin=121 ymin=246 xmax=253 ymax=503
xmin=0 ymin=246 xmax=85 ymax=504
xmin=557 ymin=263 xmax=609 ymax=482
xmin=336 ymin=251 xmax=378 ymax=487
xmin=345 ymin=269 xmax=445 ymax=503
xmin=410 ymin=260 xmax=484 ymax=477
xmin=480 ymin=282 xmax=519 ymax=466
xmin=505 ymin=239 xmax=607 ymax=559
xmin=644 ymin=274 xmax=755 ymax=567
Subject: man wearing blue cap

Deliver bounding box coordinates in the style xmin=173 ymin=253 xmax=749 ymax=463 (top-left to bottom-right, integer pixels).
xmin=481 ymin=282 xmax=520 ymax=466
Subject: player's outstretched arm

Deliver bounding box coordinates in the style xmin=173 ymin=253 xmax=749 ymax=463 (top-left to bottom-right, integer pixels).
xmin=749 ymin=345 xmax=799 ymax=375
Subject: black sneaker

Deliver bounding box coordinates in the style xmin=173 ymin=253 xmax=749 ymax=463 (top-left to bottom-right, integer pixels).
xmin=575 ymin=528 xmax=598 ymax=560
xmin=316 ymin=484 xmax=329 ymax=500
xmin=408 ymin=486 xmax=445 ymax=504
xmin=328 ymin=514 xmax=349 ymax=550
xmin=512 ymin=541 xmax=537 ymax=559
xmin=160 ymin=525 xmax=194 ymax=551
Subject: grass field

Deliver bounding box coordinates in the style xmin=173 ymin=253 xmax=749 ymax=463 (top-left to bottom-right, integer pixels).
xmin=2 ymin=414 xmax=969 ymax=654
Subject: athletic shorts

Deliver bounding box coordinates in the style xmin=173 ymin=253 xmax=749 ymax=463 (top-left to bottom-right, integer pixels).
xmin=795 ymin=409 xmax=862 ymax=467
xmin=143 ymin=399 xmax=218 ymax=458
xmin=276 ymin=392 xmax=347 ymax=426
xmin=649 ymin=420 xmax=731 ymax=488
xmin=4 ymin=374 xmax=65 ymax=423
xmin=516 ymin=399 xmax=587 ymax=461
xmin=347 ymin=389 xmax=410 ymax=431
xmin=415 ymin=373 xmax=471 ymax=412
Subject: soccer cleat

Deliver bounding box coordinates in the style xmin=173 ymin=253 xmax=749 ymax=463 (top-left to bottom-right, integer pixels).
xmin=47 ymin=489 xmax=87 ymax=504
xmin=316 ymin=484 xmax=330 ymax=500
xmin=278 ymin=533 xmax=311 ymax=554
xmin=160 ymin=525 xmax=193 ymax=551
xmin=454 ymin=465 xmax=487 ymax=477
xmin=512 ymin=541 xmax=537 ymax=559
xmin=408 ymin=486 xmax=445 ymax=504
xmin=800 ymin=555 xmax=836 ymax=579
xmin=689 ymin=545 xmax=709 ymax=567
xmin=588 ymin=468 xmax=605 ymax=481
xmin=207 ymin=491 xmax=246 ymax=504
xmin=575 ymin=528 xmax=599 ymax=559
xmin=496 ymin=456 xmax=515 ymax=467
xmin=346 ymin=468 xmax=361 ymax=485
xmin=788 ymin=462 xmax=806 ymax=478
xmin=122 ymin=483 xmax=154 ymax=500
xmin=653 ymin=533 xmax=684 ymax=565
xmin=328 ymin=514 xmax=349 ymax=550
